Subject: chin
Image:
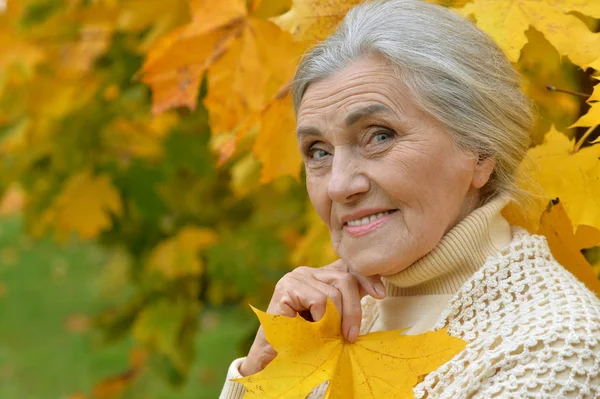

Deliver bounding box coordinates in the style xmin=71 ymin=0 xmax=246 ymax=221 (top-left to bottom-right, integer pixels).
xmin=345 ymin=251 xmax=407 ymax=277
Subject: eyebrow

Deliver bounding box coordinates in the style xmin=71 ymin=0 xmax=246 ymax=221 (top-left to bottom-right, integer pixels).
xmin=344 ymin=103 xmax=394 ymax=126
xmin=296 ymin=103 xmax=394 ymax=138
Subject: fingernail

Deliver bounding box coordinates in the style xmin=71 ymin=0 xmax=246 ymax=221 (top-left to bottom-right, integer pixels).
xmin=348 ymin=326 xmax=359 ymax=343
xmin=374 ymin=282 xmax=386 ymax=298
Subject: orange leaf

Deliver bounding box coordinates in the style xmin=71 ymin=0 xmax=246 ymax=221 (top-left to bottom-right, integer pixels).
xmin=203 ymin=18 xmax=307 ymax=136
xmin=575 ymin=225 xmax=600 ymax=250
xmin=93 ymin=370 xmax=134 ymax=399
xmin=253 ymin=95 xmax=302 ymax=184
xmin=142 ymin=26 xmax=237 ymax=114
xmin=141 ymin=0 xmax=247 ymax=114
xmin=273 ymin=0 xmax=363 ymax=41
xmin=537 ymin=198 xmax=600 ymax=296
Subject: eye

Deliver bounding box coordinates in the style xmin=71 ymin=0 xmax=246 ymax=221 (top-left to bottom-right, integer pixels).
xmin=309 ymin=148 xmax=330 ymax=160
xmin=372 ymin=131 xmax=392 ymax=143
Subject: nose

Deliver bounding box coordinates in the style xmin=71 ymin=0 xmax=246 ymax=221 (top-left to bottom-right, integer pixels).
xmin=327 ymin=148 xmax=370 ymax=203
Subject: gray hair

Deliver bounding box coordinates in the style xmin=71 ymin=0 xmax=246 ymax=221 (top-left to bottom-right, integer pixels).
xmin=292 ymin=0 xmax=539 ymax=208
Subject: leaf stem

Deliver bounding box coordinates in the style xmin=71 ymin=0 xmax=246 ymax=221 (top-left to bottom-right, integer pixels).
xmin=573 ymin=125 xmax=598 ymax=153
xmin=546 ymin=85 xmax=590 ymax=98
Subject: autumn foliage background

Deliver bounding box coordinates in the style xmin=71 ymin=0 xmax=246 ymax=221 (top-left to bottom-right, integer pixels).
xmin=1 ymin=0 xmax=600 ymax=398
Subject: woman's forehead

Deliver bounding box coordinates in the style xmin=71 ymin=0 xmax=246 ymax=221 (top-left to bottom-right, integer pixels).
xmin=297 ymin=62 xmax=417 ymax=127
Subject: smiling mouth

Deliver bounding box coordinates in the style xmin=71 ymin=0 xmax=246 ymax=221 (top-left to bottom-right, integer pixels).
xmin=345 ymin=209 xmax=398 ymax=227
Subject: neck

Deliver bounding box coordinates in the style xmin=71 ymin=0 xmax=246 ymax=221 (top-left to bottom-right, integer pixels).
xmin=382 ymin=194 xmax=512 ymax=296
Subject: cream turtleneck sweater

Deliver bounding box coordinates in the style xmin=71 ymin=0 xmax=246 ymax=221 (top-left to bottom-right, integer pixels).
xmin=220 ymin=194 xmax=600 ymax=398
xmin=366 ymin=194 xmax=512 ymax=336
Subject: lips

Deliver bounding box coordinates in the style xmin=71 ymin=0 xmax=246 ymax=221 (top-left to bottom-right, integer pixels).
xmin=341 ymin=208 xmax=398 ymax=226
xmin=343 ymin=209 xmax=398 ymax=238
xmin=346 ymin=209 xmax=397 ymax=226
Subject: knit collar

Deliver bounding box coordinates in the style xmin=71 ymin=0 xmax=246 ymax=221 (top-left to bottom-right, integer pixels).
xmin=382 ymin=194 xmax=513 ymax=296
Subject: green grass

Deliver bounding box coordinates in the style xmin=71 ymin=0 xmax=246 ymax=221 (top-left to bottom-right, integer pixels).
xmin=0 ymin=215 xmax=254 ymax=399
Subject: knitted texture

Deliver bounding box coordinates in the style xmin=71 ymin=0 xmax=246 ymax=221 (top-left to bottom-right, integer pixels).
xmin=220 ymin=227 xmax=600 ymax=398
xmin=414 ymin=227 xmax=600 ymax=398
xmin=312 ymin=227 xmax=600 ymax=398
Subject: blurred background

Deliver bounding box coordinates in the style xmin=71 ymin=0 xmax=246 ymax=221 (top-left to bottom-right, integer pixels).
xmin=0 ymin=0 xmax=338 ymax=397
xmin=0 ymin=0 xmax=598 ymax=398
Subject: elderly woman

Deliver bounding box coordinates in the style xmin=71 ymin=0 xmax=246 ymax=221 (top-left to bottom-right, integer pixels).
xmin=220 ymin=0 xmax=600 ymax=397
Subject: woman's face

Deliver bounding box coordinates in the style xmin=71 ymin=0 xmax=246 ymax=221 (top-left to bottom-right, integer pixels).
xmin=296 ymin=55 xmax=494 ymax=277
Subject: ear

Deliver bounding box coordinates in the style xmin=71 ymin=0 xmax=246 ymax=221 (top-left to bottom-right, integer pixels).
xmin=471 ymin=157 xmax=495 ymax=189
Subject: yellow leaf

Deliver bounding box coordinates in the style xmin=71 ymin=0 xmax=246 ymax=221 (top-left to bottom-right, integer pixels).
xmin=141 ymin=0 xmax=247 ymax=114
xmin=251 ymin=0 xmax=292 ymax=19
xmin=117 ymin=0 xmax=191 ymax=51
xmin=526 ymin=127 xmax=600 ymax=232
xmin=203 ymin=18 xmax=307 ymax=136
xmin=104 ymin=113 xmax=176 ymax=160
xmin=291 ymin=205 xmax=337 ymax=267
xmin=142 ymin=27 xmax=235 ymax=114
xmin=589 ymin=58 xmax=600 ymax=72
xmin=39 ymin=171 xmax=123 ymax=240
xmin=516 ymin=28 xmax=581 ymax=145
xmin=253 ymin=95 xmax=302 ymax=184
xmin=273 ymin=0 xmax=363 ymax=41
xmin=537 ymin=199 xmax=600 ymax=296
xmin=575 ymin=224 xmax=600 ymax=250
xmin=571 ymin=83 xmax=600 ymax=128
xmin=142 ymin=0 xmax=307 ymax=139
xmin=230 ymin=153 xmax=261 ymax=198
xmin=456 ymin=1 xmax=600 ymax=67
xmin=234 ymin=298 xmax=466 ymax=398
xmin=147 ymin=226 xmax=218 ymax=279
xmin=0 ymin=30 xmax=45 ymax=75
xmin=203 ymin=25 xmax=264 ymax=135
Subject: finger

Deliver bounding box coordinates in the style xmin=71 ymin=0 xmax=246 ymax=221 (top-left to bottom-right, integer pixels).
xmin=269 ymin=275 xmax=334 ymax=322
xmin=355 ymin=273 xmax=387 ymax=299
xmin=296 ymin=267 xmax=363 ymax=342
xmin=328 ymin=273 xmax=362 ymax=343
xmin=319 ymin=260 xmax=387 ymax=300
xmin=323 ymin=259 xmax=347 ymax=272
xmin=302 ymin=279 xmax=344 ymax=322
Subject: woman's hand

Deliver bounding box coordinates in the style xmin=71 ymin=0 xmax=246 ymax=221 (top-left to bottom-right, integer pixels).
xmin=238 ymin=259 xmax=387 ymax=376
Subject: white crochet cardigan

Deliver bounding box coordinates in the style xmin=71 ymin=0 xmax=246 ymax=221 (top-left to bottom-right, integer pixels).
xmin=220 ymin=217 xmax=600 ymax=398
xmin=380 ymin=227 xmax=599 ymax=398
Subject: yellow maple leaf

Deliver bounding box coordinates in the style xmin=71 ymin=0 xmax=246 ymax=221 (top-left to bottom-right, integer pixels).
xmin=252 ymin=95 xmax=303 ymax=183
xmin=519 ymin=127 xmax=600 ymax=232
xmin=141 ymin=0 xmax=247 ymax=114
xmin=37 ymin=171 xmax=123 ymax=240
xmin=589 ymin=58 xmax=600 ymax=72
xmin=117 ymin=0 xmax=191 ymax=52
xmin=205 ymin=18 xmax=306 ymax=136
xmin=574 ymin=224 xmax=600 ymax=250
xmin=571 ymin=83 xmax=600 ymax=128
xmin=273 ymin=0 xmax=363 ymax=41
xmin=141 ymin=0 xmax=306 ymax=128
xmin=147 ymin=226 xmax=218 ymax=279
xmin=537 ymin=198 xmax=600 ymax=297
xmin=251 ymin=0 xmax=292 ymax=19
xmin=455 ymin=1 xmax=600 ymax=67
xmin=516 ymin=28 xmax=581 ymax=145
xmin=234 ymin=298 xmax=466 ymax=398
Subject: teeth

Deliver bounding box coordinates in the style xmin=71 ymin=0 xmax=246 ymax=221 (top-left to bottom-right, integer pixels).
xmin=347 ymin=210 xmax=394 ymax=227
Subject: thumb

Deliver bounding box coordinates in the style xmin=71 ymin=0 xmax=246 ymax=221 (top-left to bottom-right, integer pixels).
xmin=356 ymin=274 xmax=386 ymax=299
